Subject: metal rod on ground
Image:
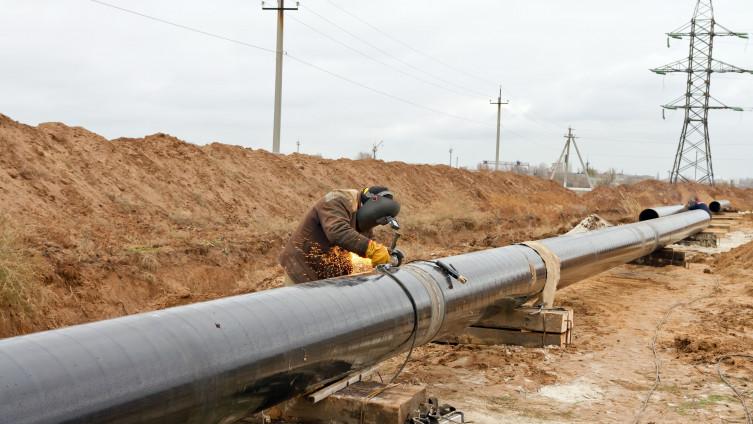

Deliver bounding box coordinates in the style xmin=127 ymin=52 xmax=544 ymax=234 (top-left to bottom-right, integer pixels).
xmin=0 ymin=211 xmax=711 ymax=424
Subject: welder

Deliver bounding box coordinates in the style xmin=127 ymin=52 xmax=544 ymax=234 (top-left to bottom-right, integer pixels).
xmin=279 ymin=186 xmax=400 ymax=285
xmin=687 ymin=196 xmax=711 ymax=215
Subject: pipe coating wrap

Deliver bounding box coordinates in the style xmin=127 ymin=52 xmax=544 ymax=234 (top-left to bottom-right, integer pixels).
xmin=0 ymin=210 xmax=710 ymax=424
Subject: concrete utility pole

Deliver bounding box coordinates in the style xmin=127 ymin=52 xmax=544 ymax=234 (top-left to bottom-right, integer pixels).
xmin=296 ymin=139 xmax=300 ymax=153
xmin=449 ymin=148 xmax=453 ymax=167
xmin=263 ymin=0 xmax=299 ymax=154
xmin=490 ymin=86 xmax=509 ymax=171
xmin=372 ymin=140 xmax=383 ymax=159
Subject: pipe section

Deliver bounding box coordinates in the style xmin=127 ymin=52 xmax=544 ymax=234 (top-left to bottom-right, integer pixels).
xmin=0 ymin=210 xmax=711 ymax=424
xmin=710 ymin=199 xmax=731 ymax=213
xmin=638 ymin=204 xmax=687 ymax=221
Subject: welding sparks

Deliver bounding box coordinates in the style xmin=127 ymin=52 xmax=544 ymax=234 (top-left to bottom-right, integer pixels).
xmin=349 ymin=252 xmax=373 ymax=273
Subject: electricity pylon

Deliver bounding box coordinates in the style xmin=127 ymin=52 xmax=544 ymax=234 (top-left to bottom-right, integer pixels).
xmin=550 ymin=128 xmax=593 ymax=190
xmin=651 ymin=0 xmax=751 ymax=185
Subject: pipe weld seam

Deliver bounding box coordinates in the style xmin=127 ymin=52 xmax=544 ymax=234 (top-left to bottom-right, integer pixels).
xmin=404 ymin=264 xmax=446 ymax=344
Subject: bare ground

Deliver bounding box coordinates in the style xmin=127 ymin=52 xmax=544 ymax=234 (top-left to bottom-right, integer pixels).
xmin=378 ymin=214 xmax=753 ymax=423
xmin=3 ymin=113 xmax=753 ymax=338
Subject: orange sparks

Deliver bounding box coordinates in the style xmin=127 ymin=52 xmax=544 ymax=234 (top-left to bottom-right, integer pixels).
xmin=349 ymin=252 xmax=373 ymax=273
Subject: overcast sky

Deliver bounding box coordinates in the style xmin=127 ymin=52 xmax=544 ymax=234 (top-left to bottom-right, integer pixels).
xmin=2 ymin=0 xmax=752 ymax=179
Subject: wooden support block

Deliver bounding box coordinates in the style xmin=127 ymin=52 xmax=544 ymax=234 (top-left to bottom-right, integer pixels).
xmin=704 ymin=227 xmax=729 ymax=234
xmin=441 ymin=326 xmax=569 ymax=347
xmin=709 ymin=223 xmax=731 ymax=230
xmin=631 ymin=248 xmax=686 ymax=267
xmin=678 ymin=231 xmax=718 ymax=248
xmin=279 ymin=382 xmax=426 ymax=424
xmin=713 ymin=215 xmax=738 ymax=221
xmin=474 ymin=306 xmax=572 ymax=333
xmin=434 ymin=306 xmax=573 ymax=348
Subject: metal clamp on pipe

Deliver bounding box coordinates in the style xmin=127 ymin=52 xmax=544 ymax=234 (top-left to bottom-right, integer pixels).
xmin=519 ymin=240 xmax=562 ymax=308
xmin=416 ymin=260 xmax=468 ymax=288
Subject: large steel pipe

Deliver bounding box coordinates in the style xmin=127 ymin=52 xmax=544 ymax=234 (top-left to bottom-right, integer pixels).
xmin=0 ymin=210 xmax=710 ymax=424
xmin=638 ymin=204 xmax=687 ymax=221
xmin=710 ymin=199 xmax=731 ymax=213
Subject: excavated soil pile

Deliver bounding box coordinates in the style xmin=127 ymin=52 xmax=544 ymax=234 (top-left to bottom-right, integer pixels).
xmin=2 ymin=113 xmax=753 ymax=337
xmin=715 ymin=219 xmax=753 ymax=273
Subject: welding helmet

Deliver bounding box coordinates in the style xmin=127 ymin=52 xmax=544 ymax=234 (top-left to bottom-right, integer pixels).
xmin=356 ymin=187 xmax=400 ymax=232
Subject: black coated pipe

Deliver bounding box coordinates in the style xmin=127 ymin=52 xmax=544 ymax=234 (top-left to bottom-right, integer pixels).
xmin=0 ymin=210 xmax=711 ymax=424
xmin=710 ymin=199 xmax=731 ymax=213
xmin=638 ymin=204 xmax=687 ymax=221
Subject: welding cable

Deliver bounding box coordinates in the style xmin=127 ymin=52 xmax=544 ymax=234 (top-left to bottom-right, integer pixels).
xmin=716 ymin=354 xmax=753 ymax=424
xmin=356 ymin=268 xmax=420 ymax=423
xmin=632 ymin=278 xmax=721 ymax=424
xmin=374 ymin=267 xmax=419 ymax=385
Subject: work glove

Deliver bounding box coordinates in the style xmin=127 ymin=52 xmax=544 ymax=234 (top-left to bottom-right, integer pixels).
xmin=365 ymin=240 xmax=390 ymax=266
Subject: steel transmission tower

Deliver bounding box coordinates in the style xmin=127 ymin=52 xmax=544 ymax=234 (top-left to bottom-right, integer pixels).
xmin=651 ymin=0 xmax=751 ymax=185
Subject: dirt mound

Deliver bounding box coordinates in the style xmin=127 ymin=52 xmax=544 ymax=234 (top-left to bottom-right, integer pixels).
xmin=3 ymin=113 xmax=753 ymax=337
xmin=715 ymin=231 xmax=753 ymax=271
xmin=585 ymin=179 xmax=751 ymax=224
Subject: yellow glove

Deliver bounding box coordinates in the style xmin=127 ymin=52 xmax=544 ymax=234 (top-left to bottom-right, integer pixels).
xmin=365 ymin=240 xmax=390 ymax=266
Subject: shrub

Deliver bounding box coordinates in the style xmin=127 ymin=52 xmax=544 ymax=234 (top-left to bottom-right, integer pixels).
xmin=0 ymin=217 xmax=39 ymax=313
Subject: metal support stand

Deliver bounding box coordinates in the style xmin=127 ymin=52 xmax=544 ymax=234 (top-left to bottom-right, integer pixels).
xmin=550 ymin=127 xmax=593 ymax=190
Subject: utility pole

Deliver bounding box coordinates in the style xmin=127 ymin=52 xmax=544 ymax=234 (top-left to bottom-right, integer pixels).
xmin=296 ymin=139 xmax=300 ymax=153
xmin=550 ymin=127 xmax=593 ymax=190
xmin=263 ymin=0 xmax=299 ymax=154
xmin=372 ymin=140 xmax=384 ymax=160
xmin=449 ymin=148 xmax=453 ymax=167
xmin=651 ymin=0 xmax=751 ymax=185
xmin=490 ymin=86 xmax=509 ymax=171
xmin=455 ymin=157 xmax=459 ymax=168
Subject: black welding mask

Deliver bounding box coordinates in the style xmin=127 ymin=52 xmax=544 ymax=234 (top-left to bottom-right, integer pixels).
xmin=356 ymin=187 xmax=400 ymax=232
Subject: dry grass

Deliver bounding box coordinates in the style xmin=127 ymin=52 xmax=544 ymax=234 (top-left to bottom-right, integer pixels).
xmin=0 ymin=217 xmax=40 ymax=313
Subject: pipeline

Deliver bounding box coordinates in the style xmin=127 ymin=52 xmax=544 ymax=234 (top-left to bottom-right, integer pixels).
xmin=0 ymin=210 xmax=710 ymax=424
xmin=638 ymin=204 xmax=687 ymax=221
xmin=710 ymin=199 xmax=731 ymax=213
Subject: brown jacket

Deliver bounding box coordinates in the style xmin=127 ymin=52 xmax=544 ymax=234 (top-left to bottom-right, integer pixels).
xmin=279 ymin=189 xmax=372 ymax=284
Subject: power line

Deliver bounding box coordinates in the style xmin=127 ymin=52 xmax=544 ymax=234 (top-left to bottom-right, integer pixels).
xmin=89 ymin=0 xmax=276 ymax=54
xmin=323 ymin=1 xmax=576 ymax=136
xmin=325 ymin=0 xmax=500 ymax=88
xmin=286 ymin=54 xmax=486 ymax=125
xmin=302 ymin=4 xmax=490 ymax=99
xmin=288 ymin=15 xmax=480 ymax=99
xmin=580 ymin=136 xmax=752 ymax=147
xmin=315 ymin=1 xmax=572 ymax=138
xmin=88 ymin=0 xmax=486 ymax=126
